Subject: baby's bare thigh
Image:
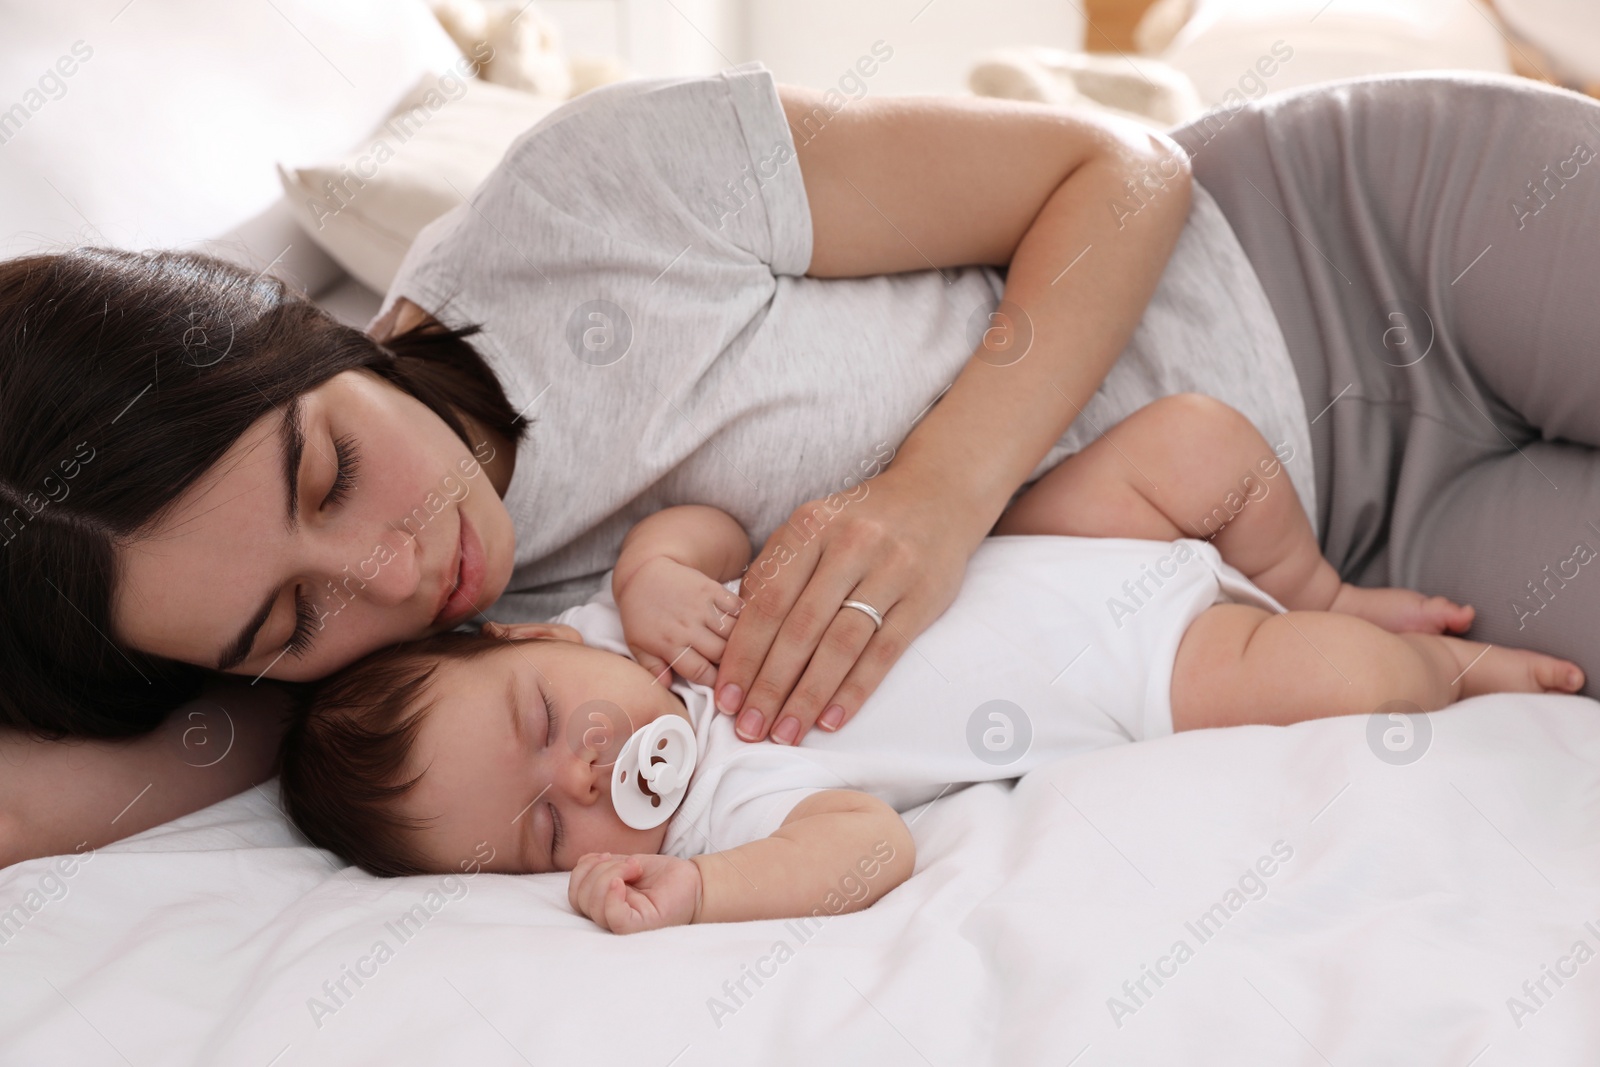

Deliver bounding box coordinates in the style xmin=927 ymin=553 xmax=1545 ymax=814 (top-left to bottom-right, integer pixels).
xmin=996 ymin=394 xmax=1256 ymax=540
xmin=1169 ymin=603 xmax=1276 ymax=732
xmin=996 ymin=412 xmax=1178 ymax=539
xmin=1172 ymin=602 xmax=1414 ymax=731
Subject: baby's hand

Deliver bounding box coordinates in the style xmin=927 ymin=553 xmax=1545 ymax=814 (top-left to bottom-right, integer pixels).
xmin=568 ymin=852 xmax=703 ymax=934
xmin=615 ymin=556 xmax=744 ymax=687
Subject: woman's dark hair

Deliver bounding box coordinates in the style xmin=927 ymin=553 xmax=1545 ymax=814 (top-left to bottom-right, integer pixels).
xmin=0 ymin=247 xmax=526 ymax=739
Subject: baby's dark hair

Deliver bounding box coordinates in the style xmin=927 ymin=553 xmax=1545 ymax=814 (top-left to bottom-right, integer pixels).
xmin=278 ymin=630 xmax=513 ymax=878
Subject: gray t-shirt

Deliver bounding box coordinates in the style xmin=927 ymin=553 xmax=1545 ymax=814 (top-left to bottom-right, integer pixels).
xmin=374 ymin=61 xmax=1314 ymax=622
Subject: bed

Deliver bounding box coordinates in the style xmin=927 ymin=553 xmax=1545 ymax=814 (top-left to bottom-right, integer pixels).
xmin=3 ymin=693 xmax=1597 ymax=1063
xmin=5 ymin=3 xmax=1600 ymax=1065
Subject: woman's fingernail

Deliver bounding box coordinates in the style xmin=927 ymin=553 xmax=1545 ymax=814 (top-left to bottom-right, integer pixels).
xmin=818 ymin=705 xmax=845 ymax=731
xmin=717 ymin=684 xmax=743 ymax=714
xmin=736 ymin=707 xmax=765 ymax=739
xmin=771 ymin=717 xmax=800 ymax=745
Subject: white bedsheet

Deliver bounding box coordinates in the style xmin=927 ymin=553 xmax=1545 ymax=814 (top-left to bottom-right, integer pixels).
xmin=2 ymin=693 xmax=1597 ymax=1066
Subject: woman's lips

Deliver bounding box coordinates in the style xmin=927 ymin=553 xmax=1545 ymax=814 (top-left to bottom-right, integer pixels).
xmin=432 ymin=510 xmax=485 ymax=627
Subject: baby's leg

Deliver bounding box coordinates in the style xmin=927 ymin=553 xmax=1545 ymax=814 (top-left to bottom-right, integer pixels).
xmin=1170 ymin=603 xmax=1584 ymax=732
xmin=994 ymin=393 xmax=1471 ymax=634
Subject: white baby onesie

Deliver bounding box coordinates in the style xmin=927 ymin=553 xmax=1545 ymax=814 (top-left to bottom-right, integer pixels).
xmin=551 ymin=535 xmax=1285 ymax=860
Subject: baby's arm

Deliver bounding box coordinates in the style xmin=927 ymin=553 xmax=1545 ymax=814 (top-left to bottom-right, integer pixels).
xmin=612 ymin=505 xmax=754 ymax=684
xmin=613 ymin=505 xmax=752 ymax=591
xmin=693 ymin=790 xmax=914 ymax=923
xmin=568 ymin=790 xmax=915 ymax=933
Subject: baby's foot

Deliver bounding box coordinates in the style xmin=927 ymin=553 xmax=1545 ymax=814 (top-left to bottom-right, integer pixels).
xmin=1438 ymin=636 xmax=1585 ymax=698
xmin=1330 ymin=584 xmax=1475 ymax=634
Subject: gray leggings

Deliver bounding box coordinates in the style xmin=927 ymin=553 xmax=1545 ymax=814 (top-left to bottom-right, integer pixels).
xmin=1169 ymin=73 xmax=1600 ymax=695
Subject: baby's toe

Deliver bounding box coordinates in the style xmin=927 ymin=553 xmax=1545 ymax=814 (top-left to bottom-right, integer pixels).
xmin=1534 ymin=656 xmax=1585 ymax=693
xmin=1442 ymin=599 xmax=1475 ymax=633
xmin=1422 ymin=595 xmax=1474 ymax=634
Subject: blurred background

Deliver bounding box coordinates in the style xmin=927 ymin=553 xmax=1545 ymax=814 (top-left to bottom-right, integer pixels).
xmin=2 ymin=0 xmax=1596 ymax=326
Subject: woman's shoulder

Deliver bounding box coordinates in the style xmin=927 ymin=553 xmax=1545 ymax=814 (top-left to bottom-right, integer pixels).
xmin=371 ymin=60 xmax=797 ymax=340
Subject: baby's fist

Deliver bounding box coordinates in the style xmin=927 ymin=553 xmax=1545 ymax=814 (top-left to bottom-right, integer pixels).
xmin=568 ymin=852 xmax=703 ymax=934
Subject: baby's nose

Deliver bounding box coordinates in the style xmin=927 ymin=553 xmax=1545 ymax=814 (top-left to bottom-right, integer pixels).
xmin=555 ymin=749 xmax=605 ymax=805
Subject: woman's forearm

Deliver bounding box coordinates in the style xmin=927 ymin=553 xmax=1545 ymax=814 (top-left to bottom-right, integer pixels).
xmin=893 ymin=141 xmax=1192 ymax=538
xmin=0 ymin=676 xmax=292 ymax=867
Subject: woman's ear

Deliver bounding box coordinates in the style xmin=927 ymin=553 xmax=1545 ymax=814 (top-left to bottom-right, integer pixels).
xmin=481 ymin=620 xmax=584 ymax=644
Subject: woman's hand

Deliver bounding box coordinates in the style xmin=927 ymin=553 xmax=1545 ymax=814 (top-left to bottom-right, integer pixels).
xmin=707 ymin=91 xmax=1193 ymax=745
xmin=614 ymin=555 xmax=743 ymax=688
xmin=568 ymin=851 xmax=703 ymax=933
xmin=712 ymin=466 xmax=989 ymax=745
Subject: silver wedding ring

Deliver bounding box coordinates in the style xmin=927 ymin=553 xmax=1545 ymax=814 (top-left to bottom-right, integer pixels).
xmin=840 ymin=598 xmax=884 ymax=631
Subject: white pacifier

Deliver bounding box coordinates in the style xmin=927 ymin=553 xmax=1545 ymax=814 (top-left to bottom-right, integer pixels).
xmin=610 ymin=715 xmax=698 ymax=829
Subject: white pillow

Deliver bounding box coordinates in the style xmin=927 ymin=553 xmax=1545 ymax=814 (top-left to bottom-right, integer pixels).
xmin=277 ymin=72 xmax=563 ymax=294
xmin=0 ymin=0 xmax=462 ymax=271
xmin=1158 ymin=0 xmax=1511 ymax=108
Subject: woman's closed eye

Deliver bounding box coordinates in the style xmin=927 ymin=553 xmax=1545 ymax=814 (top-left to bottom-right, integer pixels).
xmin=284 ymin=588 xmax=321 ymax=658
xmin=322 ymin=433 xmax=361 ymax=509
xmin=281 ymin=434 xmax=363 ymax=659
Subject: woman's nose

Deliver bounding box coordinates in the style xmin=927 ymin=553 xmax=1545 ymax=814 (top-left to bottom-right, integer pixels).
xmin=317 ymin=524 xmax=422 ymax=608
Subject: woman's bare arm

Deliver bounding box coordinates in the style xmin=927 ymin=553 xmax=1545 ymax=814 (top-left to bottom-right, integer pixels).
xmin=0 ymin=677 xmax=293 ymax=867
xmin=790 ymin=86 xmax=1191 ymax=537
xmin=713 ymin=85 xmax=1192 ymax=743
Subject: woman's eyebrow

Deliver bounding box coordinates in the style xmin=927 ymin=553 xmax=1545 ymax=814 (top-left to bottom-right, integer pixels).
xmin=279 ymin=396 xmax=305 ymax=532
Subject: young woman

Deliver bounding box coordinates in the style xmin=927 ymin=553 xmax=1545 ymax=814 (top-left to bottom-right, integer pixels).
xmin=2 ymin=67 xmax=1595 ymax=866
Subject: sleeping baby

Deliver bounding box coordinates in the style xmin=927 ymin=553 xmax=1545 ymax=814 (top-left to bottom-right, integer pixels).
xmin=277 ymin=394 xmax=1583 ymax=933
